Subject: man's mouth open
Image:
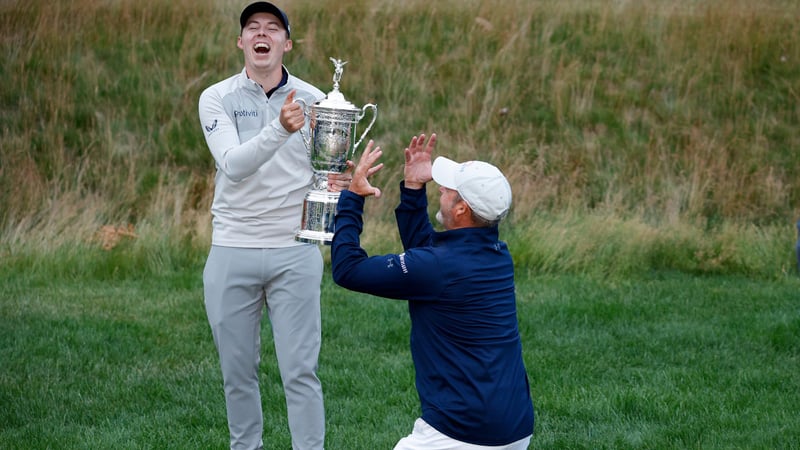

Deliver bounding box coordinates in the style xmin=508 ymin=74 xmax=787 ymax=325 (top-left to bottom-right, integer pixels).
xmin=254 ymin=43 xmax=270 ymax=54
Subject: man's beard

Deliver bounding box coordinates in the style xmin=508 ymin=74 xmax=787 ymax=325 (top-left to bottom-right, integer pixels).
xmin=435 ymin=210 xmax=444 ymax=225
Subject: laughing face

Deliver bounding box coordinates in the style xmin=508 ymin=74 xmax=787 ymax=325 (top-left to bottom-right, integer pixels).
xmin=238 ymin=12 xmax=292 ymax=75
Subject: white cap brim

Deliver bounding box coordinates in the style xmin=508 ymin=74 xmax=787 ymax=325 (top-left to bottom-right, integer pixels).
xmin=431 ymin=156 xmax=459 ymax=190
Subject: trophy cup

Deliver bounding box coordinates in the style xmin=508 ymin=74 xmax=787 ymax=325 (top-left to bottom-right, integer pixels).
xmin=294 ymin=58 xmax=378 ymax=244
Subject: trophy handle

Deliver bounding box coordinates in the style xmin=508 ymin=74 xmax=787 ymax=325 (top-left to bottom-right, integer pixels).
xmin=292 ymin=98 xmax=312 ymax=153
xmin=353 ymin=103 xmax=378 ymax=152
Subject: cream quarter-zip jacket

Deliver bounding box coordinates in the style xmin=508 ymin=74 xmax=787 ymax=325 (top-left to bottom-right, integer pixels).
xmin=199 ymin=67 xmax=325 ymax=247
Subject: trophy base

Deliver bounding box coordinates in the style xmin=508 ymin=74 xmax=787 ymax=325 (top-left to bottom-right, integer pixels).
xmin=295 ymin=189 xmax=341 ymax=245
xmin=295 ymin=228 xmax=334 ymax=245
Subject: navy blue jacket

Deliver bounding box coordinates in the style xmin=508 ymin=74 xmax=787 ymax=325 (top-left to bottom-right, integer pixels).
xmin=331 ymin=182 xmax=534 ymax=445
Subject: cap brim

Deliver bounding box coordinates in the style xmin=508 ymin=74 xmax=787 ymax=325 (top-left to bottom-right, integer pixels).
xmin=431 ymin=157 xmax=460 ymax=190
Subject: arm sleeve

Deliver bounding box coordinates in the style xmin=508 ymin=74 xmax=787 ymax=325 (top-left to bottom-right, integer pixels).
xmin=332 ymin=190 xmax=444 ymax=300
xmin=395 ymin=181 xmax=435 ymax=250
xmin=198 ymin=88 xmax=292 ymax=182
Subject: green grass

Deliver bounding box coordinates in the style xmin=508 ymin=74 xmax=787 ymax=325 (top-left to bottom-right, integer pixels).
xmin=2 ymin=264 xmax=798 ymax=449
xmin=0 ymin=274 xmax=223 ymax=449
xmin=524 ymin=274 xmax=800 ymax=449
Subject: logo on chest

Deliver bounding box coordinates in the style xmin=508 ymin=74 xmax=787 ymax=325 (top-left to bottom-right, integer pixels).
xmin=234 ymin=110 xmax=259 ymax=119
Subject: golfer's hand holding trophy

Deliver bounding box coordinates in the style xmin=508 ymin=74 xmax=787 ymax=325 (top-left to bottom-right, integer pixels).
xmin=294 ymin=57 xmax=378 ymax=244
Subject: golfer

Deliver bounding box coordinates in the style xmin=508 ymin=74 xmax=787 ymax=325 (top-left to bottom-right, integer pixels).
xmin=331 ymin=134 xmax=535 ymax=449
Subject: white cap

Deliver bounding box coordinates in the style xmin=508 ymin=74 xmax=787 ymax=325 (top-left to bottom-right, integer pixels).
xmin=431 ymin=157 xmax=512 ymax=222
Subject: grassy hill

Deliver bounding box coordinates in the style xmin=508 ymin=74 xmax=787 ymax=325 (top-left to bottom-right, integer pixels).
xmin=1 ymin=0 xmax=799 ymax=277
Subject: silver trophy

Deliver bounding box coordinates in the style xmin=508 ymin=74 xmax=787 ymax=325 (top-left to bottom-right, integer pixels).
xmin=294 ymin=58 xmax=378 ymax=244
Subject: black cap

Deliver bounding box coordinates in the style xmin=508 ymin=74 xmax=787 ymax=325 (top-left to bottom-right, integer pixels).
xmin=239 ymin=2 xmax=290 ymax=38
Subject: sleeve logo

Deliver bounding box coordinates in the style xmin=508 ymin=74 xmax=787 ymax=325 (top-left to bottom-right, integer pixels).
xmin=398 ymin=253 xmax=409 ymax=274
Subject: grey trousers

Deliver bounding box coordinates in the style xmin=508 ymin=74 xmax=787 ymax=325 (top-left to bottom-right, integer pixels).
xmin=204 ymin=245 xmax=325 ymax=450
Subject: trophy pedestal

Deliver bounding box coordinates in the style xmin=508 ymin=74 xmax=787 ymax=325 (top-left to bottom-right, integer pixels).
xmin=295 ymin=189 xmax=341 ymax=245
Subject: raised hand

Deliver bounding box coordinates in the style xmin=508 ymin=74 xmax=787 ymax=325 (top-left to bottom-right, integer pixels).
xmin=348 ymin=140 xmax=384 ymax=198
xmin=280 ymin=90 xmax=306 ymax=133
xmin=403 ymin=133 xmax=436 ymax=190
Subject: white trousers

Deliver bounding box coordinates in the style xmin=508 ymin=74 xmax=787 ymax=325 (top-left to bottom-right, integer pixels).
xmin=394 ymin=418 xmax=531 ymax=450
xmin=204 ymin=245 xmax=325 ymax=450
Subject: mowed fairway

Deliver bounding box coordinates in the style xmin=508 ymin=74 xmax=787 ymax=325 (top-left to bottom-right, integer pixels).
xmin=1 ymin=267 xmax=798 ymax=449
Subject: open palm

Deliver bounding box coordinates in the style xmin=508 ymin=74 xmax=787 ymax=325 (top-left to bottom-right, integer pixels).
xmin=349 ymin=140 xmax=384 ymax=198
xmin=403 ymin=133 xmax=437 ymax=189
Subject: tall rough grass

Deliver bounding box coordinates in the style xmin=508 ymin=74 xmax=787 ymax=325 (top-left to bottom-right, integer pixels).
xmin=1 ymin=0 xmax=798 ymax=277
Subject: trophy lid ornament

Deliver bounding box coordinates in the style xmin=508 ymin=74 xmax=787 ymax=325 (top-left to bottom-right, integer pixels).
xmin=317 ymin=58 xmax=360 ymax=111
